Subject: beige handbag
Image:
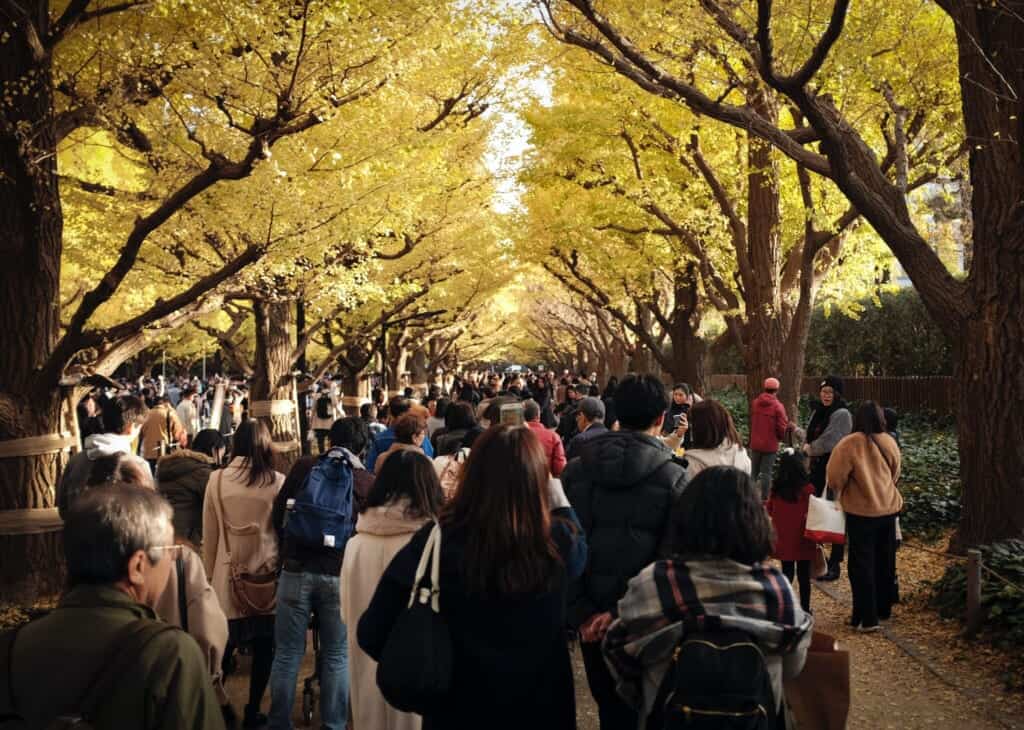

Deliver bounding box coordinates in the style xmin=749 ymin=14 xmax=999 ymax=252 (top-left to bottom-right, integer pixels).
xmin=215 ymin=472 xmax=277 ymax=616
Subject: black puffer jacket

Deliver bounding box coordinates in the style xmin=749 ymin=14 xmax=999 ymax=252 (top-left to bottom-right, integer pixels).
xmin=156 ymin=449 xmax=214 ymax=546
xmin=561 ymin=431 xmax=687 ymax=628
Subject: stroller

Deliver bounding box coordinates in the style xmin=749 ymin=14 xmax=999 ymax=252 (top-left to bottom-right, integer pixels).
xmin=301 ymin=610 xmax=321 ymax=726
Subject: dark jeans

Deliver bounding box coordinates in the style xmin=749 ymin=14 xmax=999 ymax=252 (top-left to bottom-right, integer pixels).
xmin=810 ymin=457 xmax=845 ymax=572
xmin=781 ymin=560 xmax=812 ymax=612
xmin=846 ymin=513 xmax=898 ymax=627
xmin=581 ymin=639 xmax=637 ymax=730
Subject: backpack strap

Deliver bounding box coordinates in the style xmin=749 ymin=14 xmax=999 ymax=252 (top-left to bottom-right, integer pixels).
xmin=78 ymin=620 xmax=179 ymax=721
xmin=176 ymin=553 xmax=189 ymax=634
xmin=0 ymin=618 xmax=177 ymax=725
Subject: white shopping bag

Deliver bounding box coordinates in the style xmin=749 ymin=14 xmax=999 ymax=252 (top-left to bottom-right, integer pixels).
xmin=804 ymin=493 xmax=846 ymax=544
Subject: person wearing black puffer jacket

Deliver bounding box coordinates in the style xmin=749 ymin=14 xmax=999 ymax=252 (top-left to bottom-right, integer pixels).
xmin=561 ymin=373 xmax=688 ymax=730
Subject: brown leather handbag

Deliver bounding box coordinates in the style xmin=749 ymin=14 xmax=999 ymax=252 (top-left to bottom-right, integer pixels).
xmin=215 ymin=472 xmax=277 ymax=616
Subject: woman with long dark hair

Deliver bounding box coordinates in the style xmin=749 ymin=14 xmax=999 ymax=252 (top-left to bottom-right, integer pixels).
xmin=827 ymin=401 xmax=902 ymax=632
xmin=202 ymin=419 xmax=284 ymax=728
xmin=342 ymin=450 xmax=444 ymax=730
xmin=358 ymin=425 xmax=587 ymax=730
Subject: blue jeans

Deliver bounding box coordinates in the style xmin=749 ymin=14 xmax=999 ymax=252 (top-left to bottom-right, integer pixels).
xmin=269 ymin=570 xmax=349 ymax=730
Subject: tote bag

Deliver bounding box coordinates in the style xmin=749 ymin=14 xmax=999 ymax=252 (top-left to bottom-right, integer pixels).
xmin=804 ymin=492 xmax=846 ymax=544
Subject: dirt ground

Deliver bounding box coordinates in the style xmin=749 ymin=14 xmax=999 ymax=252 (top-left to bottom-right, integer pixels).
xmin=226 ymin=541 xmax=1024 ymax=729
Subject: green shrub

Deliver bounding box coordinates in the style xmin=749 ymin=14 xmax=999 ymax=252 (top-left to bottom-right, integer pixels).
xmin=897 ymin=419 xmax=961 ymax=538
xmin=929 ymin=539 xmax=1024 ymax=690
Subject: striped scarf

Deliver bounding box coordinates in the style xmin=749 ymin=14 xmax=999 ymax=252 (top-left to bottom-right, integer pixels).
xmin=604 ymin=557 xmax=812 ymax=710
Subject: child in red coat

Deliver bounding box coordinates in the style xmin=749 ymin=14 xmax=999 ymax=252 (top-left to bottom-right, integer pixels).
xmin=767 ymin=450 xmax=818 ymax=611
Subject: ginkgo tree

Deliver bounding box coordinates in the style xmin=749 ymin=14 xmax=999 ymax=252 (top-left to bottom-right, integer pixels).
xmin=539 ymin=0 xmax=1024 ymax=547
xmin=529 ymin=5 xmax=961 ymax=411
xmin=0 ymin=0 xmax=527 ymax=598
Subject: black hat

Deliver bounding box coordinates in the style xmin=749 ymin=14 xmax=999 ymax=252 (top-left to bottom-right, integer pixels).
xmin=819 ymin=375 xmax=844 ymax=396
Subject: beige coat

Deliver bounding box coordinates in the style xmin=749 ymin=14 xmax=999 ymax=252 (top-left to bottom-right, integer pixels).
xmin=341 ymin=501 xmax=431 ymax=730
xmin=154 ymin=544 xmax=230 ymax=703
xmin=202 ymin=458 xmax=284 ymax=619
xmin=826 ymin=432 xmax=903 ymax=517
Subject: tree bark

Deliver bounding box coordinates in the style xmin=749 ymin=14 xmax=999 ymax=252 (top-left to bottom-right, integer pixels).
xmin=251 ymin=300 xmax=300 ymax=472
xmin=740 ymin=110 xmax=786 ymax=406
xmin=0 ymin=2 xmax=69 ymax=601
xmin=944 ymin=0 xmax=1024 ymax=547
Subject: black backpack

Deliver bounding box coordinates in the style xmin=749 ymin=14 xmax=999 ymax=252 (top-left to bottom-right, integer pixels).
xmin=649 ymin=618 xmax=776 ymax=730
xmin=316 ymin=394 xmax=332 ymax=420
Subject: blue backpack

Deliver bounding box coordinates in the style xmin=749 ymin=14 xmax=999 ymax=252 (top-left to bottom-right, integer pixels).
xmin=286 ymin=448 xmax=355 ymax=550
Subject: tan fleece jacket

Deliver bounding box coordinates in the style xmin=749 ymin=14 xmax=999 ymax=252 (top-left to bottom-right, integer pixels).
xmin=826 ymin=432 xmax=903 ymax=517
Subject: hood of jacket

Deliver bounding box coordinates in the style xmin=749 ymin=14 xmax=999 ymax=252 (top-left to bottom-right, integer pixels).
xmin=83 ymin=432 xmax=135 ymax=461
xmin=577 ymin=431 xmax=675 ymax=490
xmin=686 ymin=442 xmax=748 ymax=469
xmin=355 ymin=500 xmax=431 ymax=537
xmin=753 ymin=392 xmax=780 ymax=414
xmin=156 ymin=449 xmax=214 ymax=481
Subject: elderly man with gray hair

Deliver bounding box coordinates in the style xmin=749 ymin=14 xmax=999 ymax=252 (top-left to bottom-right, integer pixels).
xmin=0 ymin=486 xmax=226 ymax=730
xmin=566 ymin=397 xmax=609 ymax=461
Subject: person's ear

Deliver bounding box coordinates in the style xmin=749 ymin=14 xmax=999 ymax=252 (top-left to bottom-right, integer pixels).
xmin=654 ymin=412 xmax=666 ymax=431
xmin=126 ymin=549 xmax=148 ymax=588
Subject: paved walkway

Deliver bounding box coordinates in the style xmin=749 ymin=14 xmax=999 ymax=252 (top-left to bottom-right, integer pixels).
xmin=226 ymin=562 xmax=1024 ymax=729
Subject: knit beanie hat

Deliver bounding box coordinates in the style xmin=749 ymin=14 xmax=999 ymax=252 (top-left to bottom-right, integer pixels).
xmin=820 ymin=375 xmax=844 ymax=396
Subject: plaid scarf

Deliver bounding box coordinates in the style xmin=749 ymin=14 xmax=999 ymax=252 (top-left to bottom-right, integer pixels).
xmin=604 ymin=557 xmax=812 ymax=710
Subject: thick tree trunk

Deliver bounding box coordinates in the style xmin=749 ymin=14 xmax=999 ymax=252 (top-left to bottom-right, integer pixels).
xmin=251 ymin=300 xmax=300 ymax=472
xmin=0 ymin=3 xmax=70 ymax=602
xmin=944 ymin=0 xmax=1024 ymax=547
xmin=742 ymin=123 xmax=786 ymax=407
xmin=667 ymin=324 xmax=707 ymax=394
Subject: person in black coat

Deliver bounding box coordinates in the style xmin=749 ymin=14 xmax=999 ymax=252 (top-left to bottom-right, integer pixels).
xmin=561 ymin=374 xmax=688 ymax=730
xmin=358 ymin=425 xmax=587 ymax=730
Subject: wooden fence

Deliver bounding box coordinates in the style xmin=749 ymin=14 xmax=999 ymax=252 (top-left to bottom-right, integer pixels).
xmin=708 ymin=374 xmax=957 ymax=415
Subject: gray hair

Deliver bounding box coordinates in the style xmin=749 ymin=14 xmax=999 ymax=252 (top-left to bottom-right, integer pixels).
xmin=64 ymin=485 xmax=173 ymax=586
xmin=522 ymin=399 xmax=541 ymax=422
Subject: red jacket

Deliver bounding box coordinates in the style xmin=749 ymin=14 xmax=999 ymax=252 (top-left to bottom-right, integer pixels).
xmin=749 ymin=392 xmax=789 ymax=452
xmin=527 ymin=420 xmax=567 ymax=477
xmin=767 ymin=483 xmax=817 ymax=561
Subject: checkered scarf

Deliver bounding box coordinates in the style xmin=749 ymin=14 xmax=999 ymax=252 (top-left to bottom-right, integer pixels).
xmin=603 ymin=557 xmax=812 ymax=709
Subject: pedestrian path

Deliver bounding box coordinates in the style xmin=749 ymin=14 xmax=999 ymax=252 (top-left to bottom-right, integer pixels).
xmin=225 ymin=576 xmax=1024 ymax=729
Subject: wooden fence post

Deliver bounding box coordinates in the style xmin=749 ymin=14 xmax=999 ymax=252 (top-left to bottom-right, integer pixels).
xmin=965 ymin=548 xmax=983 ymax=638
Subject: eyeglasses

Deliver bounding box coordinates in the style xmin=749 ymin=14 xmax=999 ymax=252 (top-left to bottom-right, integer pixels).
xmin=151 ymin=544 xmax=184 ymax=559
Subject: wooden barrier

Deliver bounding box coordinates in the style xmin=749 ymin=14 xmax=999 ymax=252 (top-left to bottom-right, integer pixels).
xmin=708 ymin=374 xmax=957 ymax=415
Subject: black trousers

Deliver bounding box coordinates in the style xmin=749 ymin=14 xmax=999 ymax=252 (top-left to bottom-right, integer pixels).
xmin=846 ymin=513 xmax=897 ymax=627
xmin=581 ymin=639 xmax=637 ymax=730
xmin=782 ymin=560 xmax=812 ymax=612
xmin=314 ymin=428 xmax=329 ymax=454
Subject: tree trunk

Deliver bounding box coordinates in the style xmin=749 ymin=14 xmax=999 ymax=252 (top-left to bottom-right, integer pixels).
xmin=251 ymin=300 xmax=300 ymax=472
xmin=0 ymin=3 xmax=71 ymax=602
xmin=294 ymin=299 xmax=310 ymax=455
xmin=667 ymin=322 xmax=707 ymax=394
xmin=742 ymin=119 xmax=786 ymax=407
xmin=778 ymin=256 xmax=819 ymax=421
xmin=943 ymin=0 xmax=1024 ymax=547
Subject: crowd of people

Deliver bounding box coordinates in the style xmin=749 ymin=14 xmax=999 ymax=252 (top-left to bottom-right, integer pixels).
xmin=1 ymin=367 xmax=906 ymax=730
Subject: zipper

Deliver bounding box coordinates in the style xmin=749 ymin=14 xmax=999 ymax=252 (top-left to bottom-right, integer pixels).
xmin=679 ymin=705 xmax=768 ymax=719
xmin=673 ymin=639 xmax=766 ymax=658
